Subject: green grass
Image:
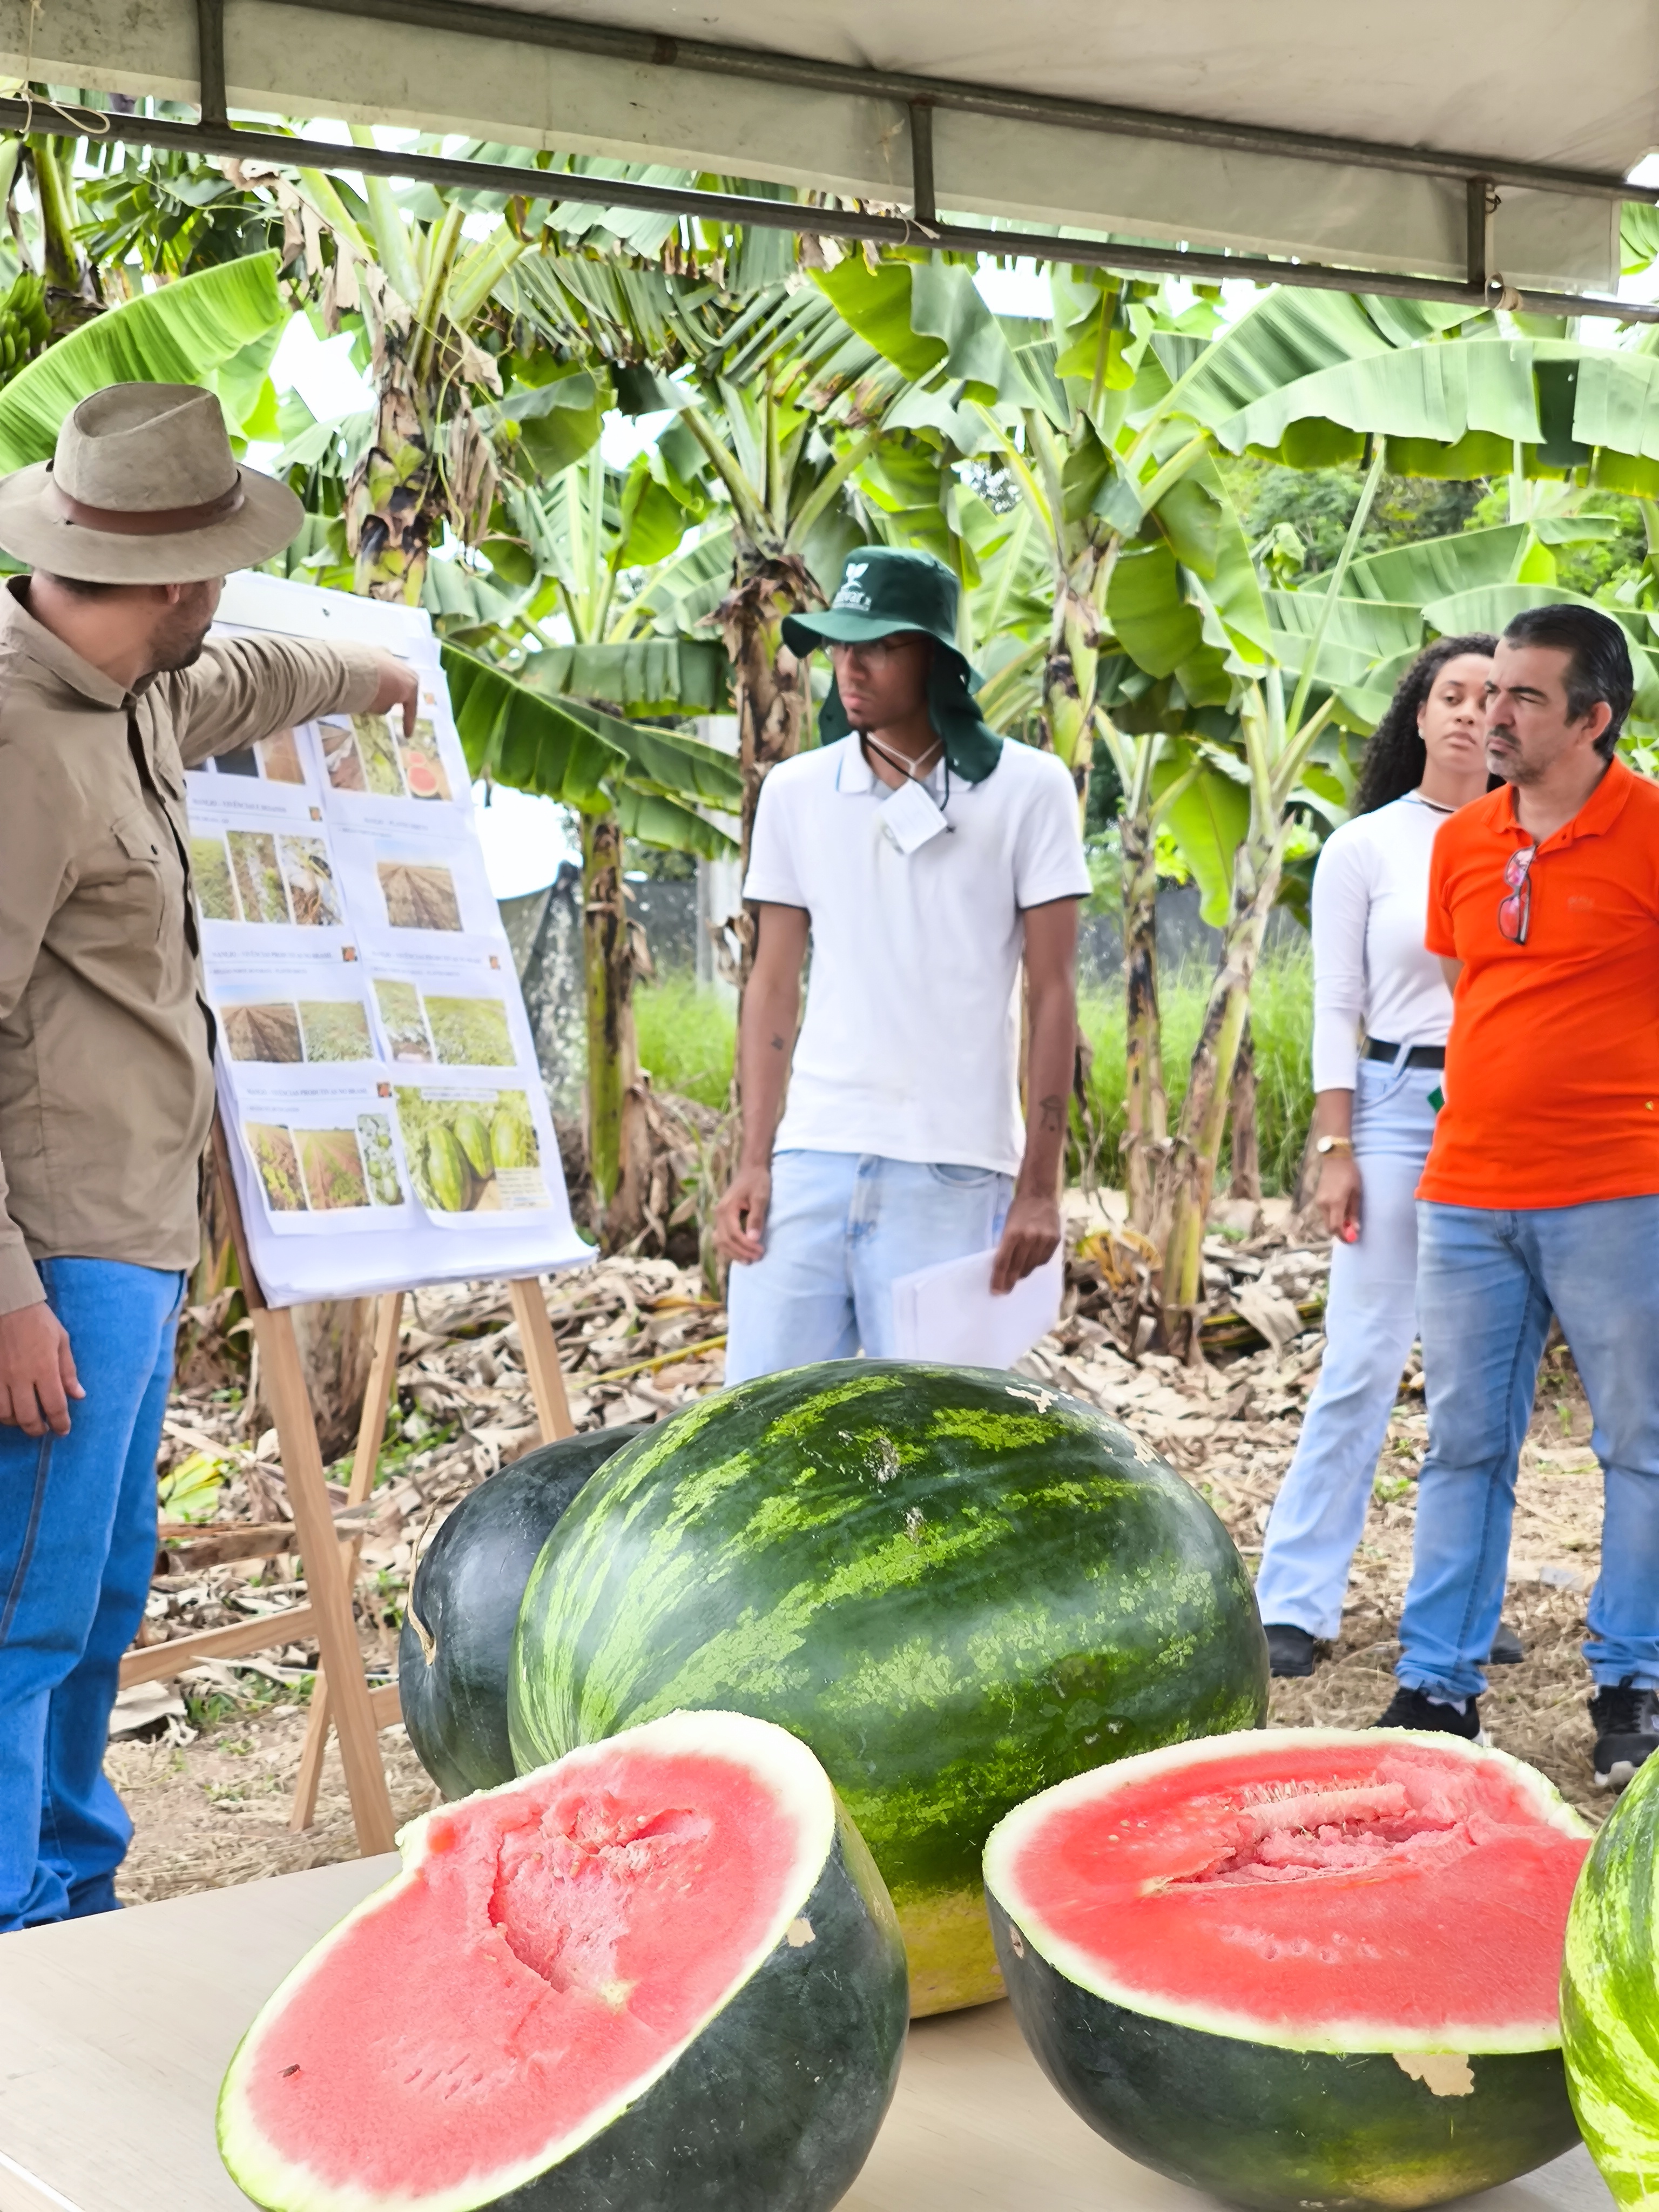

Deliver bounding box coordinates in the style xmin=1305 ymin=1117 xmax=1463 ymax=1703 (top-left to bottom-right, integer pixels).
xmin=1078 ymin=942 xmax=1314 ymax=1196
xmin=635 ymin=974 xmax=736 ymax=1110
xmin=635 ymin=947 xmax=1315 ymax=1192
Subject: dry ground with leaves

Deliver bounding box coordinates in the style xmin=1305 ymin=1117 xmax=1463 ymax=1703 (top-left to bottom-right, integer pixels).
xmin=110 ymin=1212 xmax=1610 ymax=1907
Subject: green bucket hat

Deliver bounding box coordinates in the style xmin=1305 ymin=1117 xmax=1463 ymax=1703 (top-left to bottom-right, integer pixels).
xmin=781 ymin=545 xmax=1003 ymax=784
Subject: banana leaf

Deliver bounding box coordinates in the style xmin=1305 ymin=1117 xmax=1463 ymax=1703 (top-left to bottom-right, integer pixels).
xmin=1157 ymin=286 xmax=1472 ymax=437
xmin=0 ymin=251 xmax=288 ymax=470
xmin=555 ymin=695 xmax=743 ymax=811
xmin=1211 ymin=338 xmax=1659 ymax=488
xmin=1298 ymin=523 xmax=1534 ymax=605
xmin=1106 ymin=538 xmax=1204 ymax=679
xmin=443 ymin=644 xmax=624 ymax=813
xmin=1268 ymin=589 xmax=1425 ymax=663
xmin=811 ymin=257 xmax=1060 ymax=421
xmin=615 ymin=782 xmax=738 ymax=859
xmin=523 ymin=637 xmax=729 ymax=717
xmin=1155 ymin=746 xmax=1251 ymax=927
xmin=423 ymin=560 xmax=533 ymax=636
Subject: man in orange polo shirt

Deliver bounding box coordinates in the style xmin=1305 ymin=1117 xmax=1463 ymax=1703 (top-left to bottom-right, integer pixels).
xmin=1373 ymin=604 xmax=1659 ymax=1788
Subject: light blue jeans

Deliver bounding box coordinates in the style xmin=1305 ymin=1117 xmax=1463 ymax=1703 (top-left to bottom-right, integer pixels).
xmin=725 ymin=1150 xmax=1014 ymax=1385
xmin=1398 ymin=1195 xmax=1659 ymax=1702
xmin=0 ymin=1258 xmax=185 ymax=1931
xmin=1254 ymin=1054 xmax=1440 ymax=1640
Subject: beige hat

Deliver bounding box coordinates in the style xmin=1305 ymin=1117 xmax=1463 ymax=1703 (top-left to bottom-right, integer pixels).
xmin=0 ymin=382 xmax=304 ymax=583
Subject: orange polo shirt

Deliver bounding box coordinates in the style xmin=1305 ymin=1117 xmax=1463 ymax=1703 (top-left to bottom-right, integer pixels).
xmin=1419 ymin=757 xmax=1659 ymax=1209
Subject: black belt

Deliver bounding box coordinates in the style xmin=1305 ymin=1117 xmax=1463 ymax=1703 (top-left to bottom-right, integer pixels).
xmin=1364 ymin=1039 xmax=1445 ymax=1069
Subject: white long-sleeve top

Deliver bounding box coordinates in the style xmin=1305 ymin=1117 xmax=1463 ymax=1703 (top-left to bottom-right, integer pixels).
xmin=1310 ymin=791 xmax=1456 ymax=1091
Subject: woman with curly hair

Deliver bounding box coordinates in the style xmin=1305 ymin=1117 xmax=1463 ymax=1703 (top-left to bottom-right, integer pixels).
xmin=1256 ymin=633 xmax=1498 ymax=1680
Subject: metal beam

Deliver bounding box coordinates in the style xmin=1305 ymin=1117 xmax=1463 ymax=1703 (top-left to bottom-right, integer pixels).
xmin=194 ymin=0 xmax=226 ymax=128
xmin=1466 ymin=177 xmax=1496 ymax=298
xmin=14 ymin=98 xmax=1658 ymax=325
xmin=261 ymin=0 xmax=1659 ymax=210
xmin=908 ymin=99 xmax=936 ymax=231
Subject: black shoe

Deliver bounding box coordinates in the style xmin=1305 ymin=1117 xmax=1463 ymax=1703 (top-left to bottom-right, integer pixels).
xmin=1488 ymin=1622 xmax=1526 ymax=1665
xmin=1265 ymin=1623 xmax=1319 ymax=1678
xmin=1590 ymin=1678 xmax=1659 ymax=1791
xmin=1373 ymin=1686 xmax=1485 ymax=1743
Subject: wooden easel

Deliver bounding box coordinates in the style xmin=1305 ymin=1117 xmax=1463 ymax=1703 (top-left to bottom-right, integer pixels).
xmin=287 ymin=1273 xmax=572 ymax=1830
xmin=120 ymin=1120 xmax=574 ymax=1856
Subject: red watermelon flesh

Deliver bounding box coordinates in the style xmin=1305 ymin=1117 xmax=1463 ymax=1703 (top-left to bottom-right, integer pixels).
xmin=983 ymin=1729 xmax=1591 ymax=2052
xmin=219 ymin=1712 xmax=887 ymax=2212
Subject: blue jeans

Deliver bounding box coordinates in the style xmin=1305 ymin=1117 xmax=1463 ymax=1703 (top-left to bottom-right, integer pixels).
xmin=1399 ymin=1196 xmax=1659 ymax=1702
xmin=725 ymin=1150 xmax=1014 ymax=1385
xmin=1255 ymin=1054 xmax=1440 ymax=1639
xmin=0 ymin=1259 xmax=184 ymax=1931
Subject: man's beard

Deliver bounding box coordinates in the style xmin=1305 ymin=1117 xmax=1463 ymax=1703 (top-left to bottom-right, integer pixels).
xmin=1486 ymin=734 xmax=1534 ymax=784
xmin=152 ymin=620 xmax=212 ymax=672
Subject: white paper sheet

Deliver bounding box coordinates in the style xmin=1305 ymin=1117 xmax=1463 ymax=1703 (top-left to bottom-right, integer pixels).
xmin=891 ymin=1245 xmax=1063 ymax=1370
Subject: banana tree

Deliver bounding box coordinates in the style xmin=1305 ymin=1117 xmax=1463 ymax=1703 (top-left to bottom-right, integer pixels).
xmin=610 ymin=367 xmax=869 ymax=975
xmin=446 ymin=643 xmax=740 ymax=1245
xmin=484 ymin=446 xmax=734 ymax=1242
xmin=1152 ymin=450 xmax=1388 ymax=1356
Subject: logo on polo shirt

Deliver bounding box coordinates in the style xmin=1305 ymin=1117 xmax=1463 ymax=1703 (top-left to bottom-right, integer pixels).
xmin=833 ymin=561 xmax=872 ymax=613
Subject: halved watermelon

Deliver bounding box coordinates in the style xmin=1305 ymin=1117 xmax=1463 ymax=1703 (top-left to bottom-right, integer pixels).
xmin=983 ymin=1728 xmax=1593 ymax=2212
xmin=220 ymin=1712 xmax=908 ymax=2212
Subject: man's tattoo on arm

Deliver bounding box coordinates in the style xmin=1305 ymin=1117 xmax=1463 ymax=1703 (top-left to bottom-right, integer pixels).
xmin=1037 ymin=1093 xmax=1065 ymax=1134
xmin=770 ymin=1033 xmax=786 ymax=1051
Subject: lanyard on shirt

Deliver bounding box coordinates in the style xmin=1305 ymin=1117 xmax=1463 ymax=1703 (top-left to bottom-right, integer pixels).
xmin=864 ymin=732 xmax=952 ymax=854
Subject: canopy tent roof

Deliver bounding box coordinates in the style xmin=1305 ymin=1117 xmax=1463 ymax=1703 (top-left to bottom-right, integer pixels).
xmin=5 ymin=0 xmax=1659 ymax=307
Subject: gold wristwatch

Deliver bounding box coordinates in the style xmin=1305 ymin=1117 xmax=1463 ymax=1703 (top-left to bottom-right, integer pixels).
xmin=1314 ymin=1136 xmax=1354 ymax=1156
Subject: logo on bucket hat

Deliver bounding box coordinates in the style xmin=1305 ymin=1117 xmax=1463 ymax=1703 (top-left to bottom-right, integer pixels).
xmin=833 ymin=560 xmax=873 ymax=613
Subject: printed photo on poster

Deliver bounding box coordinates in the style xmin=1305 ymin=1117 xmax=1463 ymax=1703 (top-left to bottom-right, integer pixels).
xmin=241 ymin=1106 xmax=406 ymax=1220
xmin=221 ymin=1001 xmax=303 ymax=1063
xmin=319 ymin=712 xmax=455 ymax=806
xmin=368 ymin=970 xmax=516 ymax=1068
xmin=395 ymin=1085 xmax=550 ymax=1217
xmin=196 ymin=826 xmax=345 ymax=930
xmin=204 ymin=728 xmax=308 ymax=786
xmin=375 ymin=845 xmax=462 ymax=931
xmin=372 ymin=976 xmax=435 ymax=1062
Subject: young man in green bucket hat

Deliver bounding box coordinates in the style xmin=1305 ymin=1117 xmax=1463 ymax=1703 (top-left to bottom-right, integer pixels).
xmin=713 ymin=544 xmax=1089 ymax=1379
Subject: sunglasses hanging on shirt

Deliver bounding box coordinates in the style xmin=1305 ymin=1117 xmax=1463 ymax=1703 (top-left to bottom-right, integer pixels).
xmin=1499 ymin=842 xmax=1538 ymax=945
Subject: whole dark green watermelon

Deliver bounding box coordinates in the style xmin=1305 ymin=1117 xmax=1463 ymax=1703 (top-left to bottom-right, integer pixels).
xmin=510 ymin=1362 xmax=1267 ymax=2015
xmin=399 ymin=1424 xmax=645 ymax=1797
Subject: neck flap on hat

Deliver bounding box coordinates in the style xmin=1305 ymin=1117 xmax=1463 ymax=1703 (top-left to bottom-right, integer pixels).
xmin=818 ymin=647 xmax=1003 ymax=784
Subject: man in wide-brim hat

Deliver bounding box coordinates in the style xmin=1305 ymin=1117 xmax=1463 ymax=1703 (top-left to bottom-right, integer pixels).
xmin=0 ymin=383 xmax=416 ymax=1932
xmin=712 ymin=543 xmax=1089 ymax=1380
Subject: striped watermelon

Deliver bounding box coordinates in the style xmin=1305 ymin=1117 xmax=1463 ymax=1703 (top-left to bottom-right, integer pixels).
xmin=510 ymin=1361 xmax=1268 ymax=2015
xmin=988 ymin=1730 xmax=1591 ymax=2211
xmin=219 ymin=1713 xmax=908 ymax=2211
xmin=1562 ymin=1743 xmax=1659 ymax=2206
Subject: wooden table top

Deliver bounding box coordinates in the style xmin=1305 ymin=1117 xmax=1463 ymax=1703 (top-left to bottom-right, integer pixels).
xmin=0 ymin=1855 xmax=1617 ymax=2212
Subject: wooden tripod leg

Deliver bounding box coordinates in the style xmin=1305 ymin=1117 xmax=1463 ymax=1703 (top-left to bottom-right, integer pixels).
xmin=509 ymin=1277 xmax=575 ymax=1443
xmin=255 ymin=1303 xmax=396 ymax=1857
xmin=291 ymin=1292 xmax=404 ymax=1833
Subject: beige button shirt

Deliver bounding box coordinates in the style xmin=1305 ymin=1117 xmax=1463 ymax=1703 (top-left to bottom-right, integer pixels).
xmin=0 ymin=579 xmax=381 ymax=1313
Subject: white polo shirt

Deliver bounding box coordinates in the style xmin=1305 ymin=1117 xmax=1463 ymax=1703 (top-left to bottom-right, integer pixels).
xmin=741 ymin=734 xmax=1090 ymax=1175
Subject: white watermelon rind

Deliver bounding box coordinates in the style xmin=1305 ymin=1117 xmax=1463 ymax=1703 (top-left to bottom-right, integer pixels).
xmin=982 ymin=1726 xmax=1591 ymax=2058
xmin=218 ymin=1710 xmax=838 ymax=2212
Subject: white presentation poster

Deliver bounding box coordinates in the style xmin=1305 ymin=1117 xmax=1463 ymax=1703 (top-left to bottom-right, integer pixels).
xmin=192 ymin=571 xmax=592 ymax=1306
